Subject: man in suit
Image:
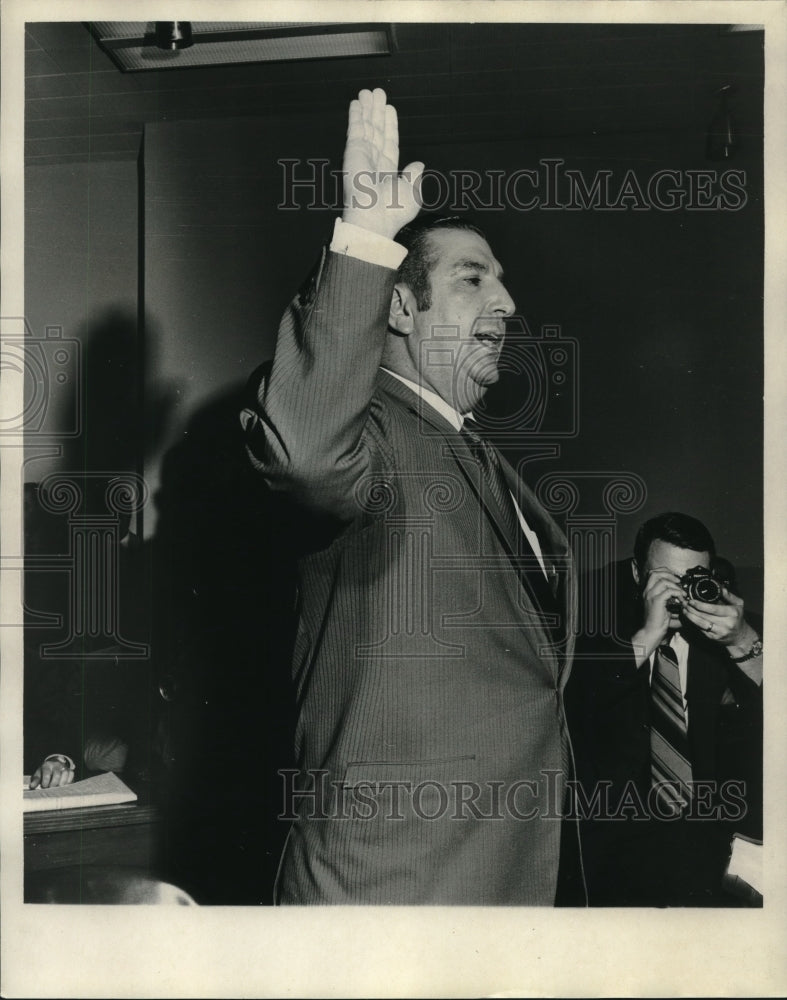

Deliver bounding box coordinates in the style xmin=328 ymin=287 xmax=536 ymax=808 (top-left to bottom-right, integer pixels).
xmin=240 ymin=88 xmax=579 ymax=904
xmin=566 ymin=511 xmax=762 ymax=906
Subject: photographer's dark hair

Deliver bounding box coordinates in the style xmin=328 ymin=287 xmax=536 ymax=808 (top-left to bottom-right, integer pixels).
xmin=395 ymin=215 xmax=487 ymax=312
xmin=634 ymin=511 xmax=716 ymax=569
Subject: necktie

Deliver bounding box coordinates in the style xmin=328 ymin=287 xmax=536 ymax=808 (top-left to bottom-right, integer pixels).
xmin=650 ymin=643 xmax=693 ymax=815
xmin=460 ymin=424 xmax=519 ymax=543
xmin=460 ymin=424 xmax=557 ymax=623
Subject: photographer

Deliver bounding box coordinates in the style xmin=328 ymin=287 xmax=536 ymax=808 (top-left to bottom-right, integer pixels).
xmin=566 ymin=511 xmax=762 ymax=906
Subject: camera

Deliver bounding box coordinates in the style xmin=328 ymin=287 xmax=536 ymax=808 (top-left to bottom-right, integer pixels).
xmin=666 ymin=566 xmax=725 ymax=612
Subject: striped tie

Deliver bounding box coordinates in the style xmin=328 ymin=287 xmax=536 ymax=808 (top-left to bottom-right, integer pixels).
xmin=650 ymin=643 xmax=693 ymax=815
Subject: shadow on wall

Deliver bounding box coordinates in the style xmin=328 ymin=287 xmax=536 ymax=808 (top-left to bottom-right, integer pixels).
xmin=24 ymin=306 xmax=177 ymax=792
xmin=25 ymin=307 xmax=298 ymax=904
xmin=58 ymin=306 xmax=177 ymax=497
xmin=149 ymin=368 xmax=298 ymax=904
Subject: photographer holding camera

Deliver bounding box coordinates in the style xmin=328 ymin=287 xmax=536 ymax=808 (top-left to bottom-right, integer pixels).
xmin=630 ymin=525 xmax=762 ymax=684
xmin=566 ymin=511 xmax=763 ymax=906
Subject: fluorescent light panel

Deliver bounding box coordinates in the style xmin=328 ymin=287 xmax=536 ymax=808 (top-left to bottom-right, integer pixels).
xmin=89 ymin=22 xmax=392 ymax=71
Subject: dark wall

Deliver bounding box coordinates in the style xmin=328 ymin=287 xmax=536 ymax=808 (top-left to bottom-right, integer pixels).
xmin=142 ymin=113 xmax=340 ymax=531
xmin=143 ymin=113 xmax=762 ymax=609
xmin=24 ymin=160 xmax=140 ymax=488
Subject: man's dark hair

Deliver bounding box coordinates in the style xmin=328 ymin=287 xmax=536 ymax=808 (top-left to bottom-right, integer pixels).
xmin=395 ymin=215 xmax=487 ymax=312
xmin=633 ymin=511 xmax=716 ymax=569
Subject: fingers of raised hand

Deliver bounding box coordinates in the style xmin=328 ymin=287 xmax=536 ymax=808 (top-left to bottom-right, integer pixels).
xmin=370 ymin=87 xmax=387 ymax=139
xmin=402 ymin=160 xmax=426 ymax=204
xmin=352 ymin=89 xmax=386 ymax=147
xmin=346 ymin=90 xmax=396 ymax=171
xmin=382 ymin=104 xmax=399 ymax=166
xmin=346 ymin=98 xmax=363 ymax=141
xmin=343 ymin=88 xmax=422 ymax=234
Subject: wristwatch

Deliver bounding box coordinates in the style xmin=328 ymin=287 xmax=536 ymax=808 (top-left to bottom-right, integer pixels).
xmin=729 ymin=638 xmax=763 ymax=663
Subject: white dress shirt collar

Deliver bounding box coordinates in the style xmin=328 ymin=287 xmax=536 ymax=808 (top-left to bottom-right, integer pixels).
xmin=380 ymin=368 xmax=468 ymax=432
xmin=380 ymin=367 xmax=549 ymax=579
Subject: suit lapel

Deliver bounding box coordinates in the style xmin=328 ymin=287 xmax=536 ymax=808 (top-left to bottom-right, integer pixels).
xmin=375 ymin=371 xmax=572 ymax=678
xmin=376 ymin=369 xmax=458 ymax=433
xmin=497 ymin=448 xmax=576 ymax=667
xmin=498 ymin=450 xmax=562 ymax=592
xmin=684 ymin=639 xmax=726 ymax=778
xmin=377 ymin=373 xmax=520 ymax=547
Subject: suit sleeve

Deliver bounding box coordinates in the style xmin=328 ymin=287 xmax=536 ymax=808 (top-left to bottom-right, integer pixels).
xmin=717 ymin=617 xmax=763 ymax=840
xmin=240 ymin=248 xmax=398 ymax=522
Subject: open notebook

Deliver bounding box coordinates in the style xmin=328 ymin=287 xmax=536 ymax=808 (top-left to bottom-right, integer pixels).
xmin=23 ymin=771 xmax=137 ymax=812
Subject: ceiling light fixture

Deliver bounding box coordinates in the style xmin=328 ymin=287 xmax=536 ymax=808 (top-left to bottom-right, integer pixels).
xmin=88 ymin=21 xmax=394 ymax=72
xmin=154 ymin=22 xmax=193 ymax=51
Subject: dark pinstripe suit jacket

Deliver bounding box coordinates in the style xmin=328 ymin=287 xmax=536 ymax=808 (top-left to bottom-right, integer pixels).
xmin=242 ymin=248 xmax=577 ymax=904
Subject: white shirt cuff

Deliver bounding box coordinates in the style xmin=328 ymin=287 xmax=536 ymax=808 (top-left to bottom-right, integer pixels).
xmin=329 ymin=218 xmax=408 ymax=270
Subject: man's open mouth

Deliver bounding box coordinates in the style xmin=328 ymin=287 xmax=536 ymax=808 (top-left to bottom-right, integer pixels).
xmin=473 ymin=329 xmax=503 ymax=346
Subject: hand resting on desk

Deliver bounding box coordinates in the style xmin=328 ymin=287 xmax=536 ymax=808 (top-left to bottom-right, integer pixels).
xmin=29 ymin=736 xmax=129 ymax=788
xmin=29 ymin=754 xmax=75 ymax=789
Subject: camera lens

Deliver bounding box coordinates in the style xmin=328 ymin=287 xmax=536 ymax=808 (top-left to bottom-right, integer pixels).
xmin=691 ymin=576 xmax=722 ymax=603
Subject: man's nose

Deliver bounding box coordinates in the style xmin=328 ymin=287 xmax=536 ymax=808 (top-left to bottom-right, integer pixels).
xmin=489 ymin=280 xmax=516 ymax=316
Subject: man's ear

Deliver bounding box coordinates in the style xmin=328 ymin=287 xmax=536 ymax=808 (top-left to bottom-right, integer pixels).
xmin=389 ymin=283 xmax=416 ymax=335
xmin=631 ymin=557 xmax=641 ymax=586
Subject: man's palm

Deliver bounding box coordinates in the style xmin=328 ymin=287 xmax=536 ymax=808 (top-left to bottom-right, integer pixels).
xmin=342 ymin=88 xmax=423 ymax=239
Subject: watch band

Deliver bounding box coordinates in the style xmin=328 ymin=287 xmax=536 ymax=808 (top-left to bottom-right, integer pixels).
xmin=729 ymin=638 xmax=763 ymax=663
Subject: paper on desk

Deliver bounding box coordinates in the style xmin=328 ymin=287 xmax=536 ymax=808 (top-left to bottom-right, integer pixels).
xmin=23 ymin=771 xmax=137 ymax=812
xmin=726 ymin=833 xmax=763 ymax=894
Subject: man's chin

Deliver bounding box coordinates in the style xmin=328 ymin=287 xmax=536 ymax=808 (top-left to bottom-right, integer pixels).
xmin=454 ymin=360 xmax=500 ymax=412
xmin=458 ymin=378 xmax=494 ymax=413
xmin=471 ymin=363 xmax=500 ymax=388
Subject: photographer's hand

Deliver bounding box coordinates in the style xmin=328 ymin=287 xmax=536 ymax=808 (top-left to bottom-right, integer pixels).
xmin=684 ymin=587 xmax=746 ymax=645
xmin=631 ymin=567 xmax=686 ymax=667
xmin=684 ymin=588 xmax=762 ymax=684
xmin=341 ymin=88 xmax=424 ymax=239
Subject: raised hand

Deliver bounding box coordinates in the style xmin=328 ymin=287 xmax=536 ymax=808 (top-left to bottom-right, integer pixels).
xmin=342 ymin=88 xmax=424 ymax=240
